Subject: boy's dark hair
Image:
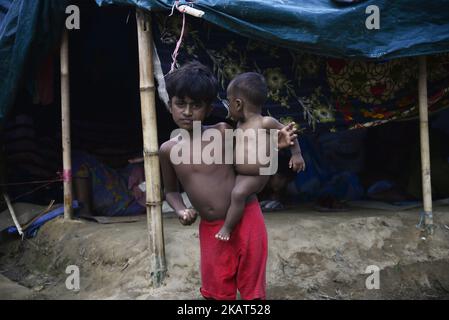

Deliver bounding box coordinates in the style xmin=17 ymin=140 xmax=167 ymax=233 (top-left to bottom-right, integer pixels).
xmin=229 ymin=72 xmax=268 ymax=106
xmin=165 ymin=61 xmax=218 ymax=106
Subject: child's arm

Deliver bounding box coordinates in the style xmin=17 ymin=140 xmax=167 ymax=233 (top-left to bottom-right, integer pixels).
xmin=159 ymin=142 xmax=198 ymax=225
xmin=262 ymin=117 xmax=298 ymax=149
xmin=262 ymin=117 xmax=305 ymax=173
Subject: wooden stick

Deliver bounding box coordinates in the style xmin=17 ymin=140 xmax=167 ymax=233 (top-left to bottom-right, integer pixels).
xmin=418 ymin=56 xmax=434 ymax=234
xmin=177 ymin=5 xmax=205 ymax=18
xmin=22 ymin=200 xmax=55 ymax=230
xmin=136 ymin=9 xmax=167 ymax=287
xmin=3 ymin=193 xmax=24 ymax=237
xmin=61 ymin=30 xmax=73 ymax=220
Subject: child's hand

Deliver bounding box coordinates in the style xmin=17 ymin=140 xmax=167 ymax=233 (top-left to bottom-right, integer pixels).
xmin=177 ymin=209 xmax=198 ymax=226
xmin=278 ymin=122 xmax=298 ymax=149
xmin=290 ymin=153 xmax=306 ymax=173
xmin=215 ymin=226 xmax=232 ymax=241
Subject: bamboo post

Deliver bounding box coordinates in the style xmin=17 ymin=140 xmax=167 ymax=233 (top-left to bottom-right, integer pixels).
xmin=418 ymin=56 xmax=434 ymax=235
xmin=136 ymin=8 xmax=166 ymax=287
xmin=3 ymin=193 xmax=24 ymax=237
xmin=61 ymin=29 xmax=73 ymax=220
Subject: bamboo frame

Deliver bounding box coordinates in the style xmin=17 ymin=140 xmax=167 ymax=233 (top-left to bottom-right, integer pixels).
xmin=3 ymin=193 xmax=24 ymax=237
xmin=136 ymin=9 xmax=167 ymax=287
xmin=61 ymin=29 xmax=73 ymax=220
xmin=418 ymin=56 xmax=434 ymax=234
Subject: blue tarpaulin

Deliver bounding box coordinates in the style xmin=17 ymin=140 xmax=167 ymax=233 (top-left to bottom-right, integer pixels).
xmin=2 ymin=0 xmax=449 ymax=123
xmin=0 ymin=0 xmax=68 ymax=122
xmin=6 ymin=201 xmax=79 ymax=238
xmin=96 ymin=0 xmax=449 ymax=59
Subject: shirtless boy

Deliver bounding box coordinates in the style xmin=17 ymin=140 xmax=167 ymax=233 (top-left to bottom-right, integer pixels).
xmin=215 ymin=72 xmax=305 ymax=241
xmin=159 ymin=62 xmax=295 ymax=300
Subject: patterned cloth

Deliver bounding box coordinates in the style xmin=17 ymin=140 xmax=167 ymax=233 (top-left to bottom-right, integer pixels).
xmin=72 ymin=152 xmax=145 ymax=216
xmin=153 ymin=14 xmax=449 ymax=133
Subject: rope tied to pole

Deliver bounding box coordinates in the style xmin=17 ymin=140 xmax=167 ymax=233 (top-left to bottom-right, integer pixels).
xmin=144 ymin=150 xmax=159 ymax=157
xmin=146 ymin=201 xmax=163 ymax=207
xmin=168 ymin=1 xmax=187 ymax=74
xmin=0 ymin=177 xmax=63 ymax=187
xmin=0 ymin=181 xmax=60 ymax=204
xmin=0 ymin=173 xmax=63 ymax=205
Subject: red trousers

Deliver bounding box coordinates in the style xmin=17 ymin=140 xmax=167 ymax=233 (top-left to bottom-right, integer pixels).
xmin=199 ymin=199 xmax=268 ymax=300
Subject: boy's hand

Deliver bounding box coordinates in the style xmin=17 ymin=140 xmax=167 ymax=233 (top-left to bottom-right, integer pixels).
xmin=278 ymin=122 xmax=298 ymax=149
xmin=290 ymin=153 xmax=306 ymax=173
xmin=176 ymin=209 xmax=198 ymax=226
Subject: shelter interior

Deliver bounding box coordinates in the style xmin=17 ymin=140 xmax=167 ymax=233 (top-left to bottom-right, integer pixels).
xmin=1 ymin=2 xmax=448 ymax=216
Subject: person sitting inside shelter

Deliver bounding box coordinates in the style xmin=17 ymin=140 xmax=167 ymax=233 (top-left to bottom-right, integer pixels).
xmin=72 ymin=151 xmax=146 ymax=217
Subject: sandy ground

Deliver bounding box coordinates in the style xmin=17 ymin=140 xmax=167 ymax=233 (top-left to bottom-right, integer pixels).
xmin=1 ymin=205 xmax=449 ymax=300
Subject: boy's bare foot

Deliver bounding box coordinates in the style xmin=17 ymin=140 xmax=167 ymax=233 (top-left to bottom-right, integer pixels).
xmin=215 ymin=226 xmax=231 ymax=241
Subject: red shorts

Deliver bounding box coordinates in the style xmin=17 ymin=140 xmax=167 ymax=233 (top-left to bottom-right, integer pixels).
xmin=199 ymin=199 xmax=268 ymax=300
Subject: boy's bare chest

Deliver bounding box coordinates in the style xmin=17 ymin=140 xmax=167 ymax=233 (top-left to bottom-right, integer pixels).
xmin=170 ymin=138 xmax=230 ymax=175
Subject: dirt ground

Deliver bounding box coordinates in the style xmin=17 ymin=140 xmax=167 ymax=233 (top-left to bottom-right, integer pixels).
xmin=1 ymin=204 xmax=449 ymax=300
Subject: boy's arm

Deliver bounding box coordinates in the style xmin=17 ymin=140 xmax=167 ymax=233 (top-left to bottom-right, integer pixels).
xmin=262 ymin=117 xmax=305 ymax=172
xmin=159 ymin=142 xmax=197 ymax=225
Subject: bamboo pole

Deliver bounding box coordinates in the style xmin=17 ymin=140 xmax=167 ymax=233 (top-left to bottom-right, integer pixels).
xmin=3 ymin=193 xmax=24 ymax=237
xmin=136 ymin=9 xmax=166 ymax=287
xmin=418 ymin=56 xmax=434 ymax=235
xmin=61 ymin=29 xmax=73 ymax=220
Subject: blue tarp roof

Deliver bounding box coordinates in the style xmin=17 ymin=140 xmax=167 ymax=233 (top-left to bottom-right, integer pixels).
xmin=2 ymin=0 xmax=449 ymax=122
xmin=0 ymin=0 xmax=68 ymax=122
xmin=96 ymin=0 xmax=449 ymax=59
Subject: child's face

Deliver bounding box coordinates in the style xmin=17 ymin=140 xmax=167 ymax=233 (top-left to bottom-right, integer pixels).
xmin=226 ymin=86 xmax=243 ymax=121
xmin=170 ymin=96 xmax=210 ymax=130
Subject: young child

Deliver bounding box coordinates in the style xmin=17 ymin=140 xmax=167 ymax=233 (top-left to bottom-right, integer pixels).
xmin=215 ymin=72 xmax=305 ymax=241
xmin=159 ymin=61 xmax=295 ymax=300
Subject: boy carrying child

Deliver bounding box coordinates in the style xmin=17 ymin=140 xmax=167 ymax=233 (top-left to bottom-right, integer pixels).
xmin=159 ymin=61 xmax=304 ymax=300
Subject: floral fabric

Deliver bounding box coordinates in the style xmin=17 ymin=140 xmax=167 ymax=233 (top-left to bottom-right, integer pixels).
xmin=153 ymin=14 xmax=449 ymax=133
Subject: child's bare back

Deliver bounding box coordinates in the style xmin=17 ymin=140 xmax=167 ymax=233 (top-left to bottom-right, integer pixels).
xmin=234 ymin=115 xmax=285 ymax=176
xmin=216 ymin=72 xmax=305 ymax=241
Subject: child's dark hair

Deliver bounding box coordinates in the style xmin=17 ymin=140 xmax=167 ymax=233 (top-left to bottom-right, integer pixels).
xmin=229 ymin=72 xmax=268 ymax=106
xmin=165 ymin=61 xmax=218 ymax=106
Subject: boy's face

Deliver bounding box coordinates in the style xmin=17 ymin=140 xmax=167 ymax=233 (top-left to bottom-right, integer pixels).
xmin=226 ymin=86 xmax=243 ymax=121
xmin=169 ymin=96 xmax=210 ymax=130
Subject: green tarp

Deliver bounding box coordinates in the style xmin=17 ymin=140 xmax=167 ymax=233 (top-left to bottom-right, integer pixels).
xmin=96 ymin=0 xmax=449 ymax=59
xmin=2 ymin=0 xmax=449 ymax=122
xmin=0 ymin=0 xmax=68 ymax=123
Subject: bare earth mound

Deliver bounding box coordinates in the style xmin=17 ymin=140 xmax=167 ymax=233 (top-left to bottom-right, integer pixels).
xmin=1 ymin=205 xmax=449 ymax=300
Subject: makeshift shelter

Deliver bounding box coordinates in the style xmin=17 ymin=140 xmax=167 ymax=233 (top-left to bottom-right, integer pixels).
xmin=1 ymin=0 xmax=449 ymax=287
